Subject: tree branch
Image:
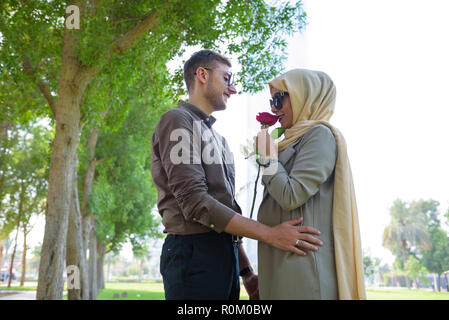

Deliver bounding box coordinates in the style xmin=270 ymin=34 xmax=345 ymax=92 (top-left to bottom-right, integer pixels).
xmin=94 ymin=156 xmax=113 ymax=166
xmin=22 ymin=58 xmax=57 ymax=117
xmin=81 ymin=10 xmax=161 ymax=82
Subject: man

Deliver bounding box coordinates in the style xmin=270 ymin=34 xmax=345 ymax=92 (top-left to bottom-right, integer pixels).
xmin=151 ymin=50 xmax=323 ymax=300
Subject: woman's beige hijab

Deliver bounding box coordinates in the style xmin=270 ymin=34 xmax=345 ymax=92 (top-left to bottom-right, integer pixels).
xmin=269 ymin=69 xmax=366 ymax=300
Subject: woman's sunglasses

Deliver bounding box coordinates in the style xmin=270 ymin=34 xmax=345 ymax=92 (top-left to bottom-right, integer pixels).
xmin=270 ymin=91 xmax=289 ymax=110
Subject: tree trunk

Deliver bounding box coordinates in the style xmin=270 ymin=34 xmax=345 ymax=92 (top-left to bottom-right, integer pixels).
xmin=35 ymin=14 xmax=91 ymax=297
xmin=433 ymin=273 xmax=438 ymax=291
xmin=107 ymin=254 xmax=111 ymax=282
xmin=0 ymin=120 xmax=12 ymax=211
xmin=20 ymin=225 xmax=27 ymax=286
xmin=88 ymin=221 xmax=98 ymax=300
xmin=0 ymin=241 xmax=4 ymax=275
xmin=437 ymin=273 xmax=442 ymax=292
xmin=400 ymin=240 xmax=410 ymax=288
xmin=444 ymin=273 xmax=449 ymax=292
xmin=8 ymin=183 xmax=24 ymax=287
xmin=7 ymin=230 xmax=18 ymax=288
xmin=82 ymin=216 xmax=92 ymax=257
xmin=35 ymin=3 xmax=157 ymax=299
xmin=97 ymin=241 xmax=105 ymax=291
xmin=36 ymin=81 xmax=83 ymax=299
xmin=81 ymin=127 xmax=100 ymax=259
xmin=66 ymin=156 xmax=89 ymax=300
xmin=138 ymin=258 xmax=144 ymax=283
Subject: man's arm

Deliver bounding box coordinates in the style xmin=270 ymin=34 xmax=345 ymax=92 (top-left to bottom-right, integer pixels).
xmin=156 ymin=110 xmax=236 ymax=232
xmin=238 ymin=244 xmax=259 ymax=300
xmin=225 ymin=215 xmax=322 ymax=256
xmin=156 ymin=110 xmax=322 ymax=254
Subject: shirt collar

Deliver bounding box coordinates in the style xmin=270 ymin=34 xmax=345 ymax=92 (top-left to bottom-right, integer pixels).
xmin=178 ymin=100 xmax=216 ymax=128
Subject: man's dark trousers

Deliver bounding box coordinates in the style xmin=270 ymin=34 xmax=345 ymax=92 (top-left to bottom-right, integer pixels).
xmin=160 ymin=231 xmax=240 ymax=300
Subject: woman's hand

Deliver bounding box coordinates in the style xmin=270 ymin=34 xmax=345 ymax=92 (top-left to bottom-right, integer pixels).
xmin=255 ymin=128 xmax=277 ymax=159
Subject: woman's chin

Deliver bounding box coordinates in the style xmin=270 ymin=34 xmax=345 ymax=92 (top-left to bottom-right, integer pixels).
xmin=279 ymin=119 xmax=290 ymax=129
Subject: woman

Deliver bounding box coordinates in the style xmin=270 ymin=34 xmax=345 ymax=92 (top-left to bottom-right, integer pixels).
xmin=255 ymin=69 xmax=366 ymax=300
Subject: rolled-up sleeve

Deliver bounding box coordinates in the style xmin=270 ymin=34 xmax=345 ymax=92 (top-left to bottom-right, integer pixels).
xmin=154 ymin=110 xmax=236 ymax=233
xmin=261 ymin=125 xmax=337 ymax=212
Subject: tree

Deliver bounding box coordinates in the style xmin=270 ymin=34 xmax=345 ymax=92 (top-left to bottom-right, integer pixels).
xmin=2 ymin=122 xmax=50 ymax=287
xmin=1 ymin=0 xmax=306 ymax=299
xmin=382 ymin=199 xmax=430 ymax=287
xmin=420 ymin=200 xmax=449 ymax=292
xmin=0 ymin=120 xmax=20 ymax=269
xmin=87 ymin=101 xmax=166 ymax=297
xmin=405 ymin=255 xmax=429 ymax=288
xmin=363 ymin=249 xmax=381 ymax=286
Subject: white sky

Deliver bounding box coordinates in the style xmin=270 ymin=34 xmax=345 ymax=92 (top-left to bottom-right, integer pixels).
xmin=213 ymin=0 xmax=449 ymax=265
xmin=19 ymin=0 xmax=449 ymax=267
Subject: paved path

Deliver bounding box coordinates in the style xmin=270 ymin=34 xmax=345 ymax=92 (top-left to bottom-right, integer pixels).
xmin=0 ymin=290 xmax=36 ymax=300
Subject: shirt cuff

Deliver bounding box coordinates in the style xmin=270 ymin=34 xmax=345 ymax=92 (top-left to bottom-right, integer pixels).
xmin=193 ymin=199 xmax=237 ymax=233
xmin=261 ymin=160 xmax=285 ymax=186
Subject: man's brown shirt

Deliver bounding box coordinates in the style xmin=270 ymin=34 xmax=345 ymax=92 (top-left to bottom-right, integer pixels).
xmin=151 ymin=100 xmax=242 ymax=235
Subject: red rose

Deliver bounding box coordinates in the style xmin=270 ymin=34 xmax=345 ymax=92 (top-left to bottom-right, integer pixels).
xmin=256 ymin=112 xmax=278 ymax=127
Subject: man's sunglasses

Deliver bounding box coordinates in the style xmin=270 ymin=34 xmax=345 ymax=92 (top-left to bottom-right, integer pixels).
xmin=199 ymin=67 xmax=235 ymax=87
xmin=270 ymin=91 xmax=289 ymax=110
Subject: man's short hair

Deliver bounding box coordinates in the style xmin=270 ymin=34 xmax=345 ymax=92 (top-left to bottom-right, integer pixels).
xmin=183 ymin=50 xmax=232 ymax=93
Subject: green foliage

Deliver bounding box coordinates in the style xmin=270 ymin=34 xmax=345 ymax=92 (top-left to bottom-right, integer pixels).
xmin=405 ymin=255 xmax=430 ymax=287
xmin=382 ymin=199 xmax=430 ymax=269
xmin=0 ymin=120 xmax=52 ymax=239
xmin=363 ymin=249 xmax=381 ymax=280
xmin=422 ymin=225 xmax=449 ymax=276
xmin=1 ymin=0 xmax=308 ymax=262
xmin=1 ymin=1 xmax=306 ymax=123
xmin=409 ymin=199 xmax=449 ymax=278
xmin=271 ymin=127 xmax=286 ymax=139
xmin=383 ymin=198 xmax=449 ymax=285
xmin=0 ymin=1 xmax=63 ymax=120
xmin=86 ymin=95 xmax=167 ymax=254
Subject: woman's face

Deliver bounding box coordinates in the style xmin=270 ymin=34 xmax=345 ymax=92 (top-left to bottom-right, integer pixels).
xmin=271 ymin=91 xmax=293 ymax=128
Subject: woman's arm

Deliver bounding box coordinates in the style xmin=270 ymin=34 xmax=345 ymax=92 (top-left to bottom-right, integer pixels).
xmin=261 ymin=125 xmax=337 ymax=211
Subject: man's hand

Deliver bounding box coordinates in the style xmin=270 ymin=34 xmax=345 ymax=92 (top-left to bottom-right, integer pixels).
xmin=268 ymin=217 xmax=323 ymax=256
xmin=224 ymin=216 xmax=322 ymax=256
xmin=242 ymin=272 xmax=259 ymax=300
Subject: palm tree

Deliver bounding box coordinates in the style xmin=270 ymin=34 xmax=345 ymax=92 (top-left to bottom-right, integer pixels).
xmin=382 ymin=199 xmax=430 ymax=287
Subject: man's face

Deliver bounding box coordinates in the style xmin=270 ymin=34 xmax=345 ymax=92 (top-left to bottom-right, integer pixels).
xmin=204 ymin=62 xmax=237 ymax=111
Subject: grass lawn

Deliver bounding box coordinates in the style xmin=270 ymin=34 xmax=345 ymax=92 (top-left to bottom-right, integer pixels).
xmin=366 ymin=287 xmax=449 ymax=300
xmin=97 ymin=281 xmax=449 ymax=300
xmin=0 ymin=285 xmax=37 ymax=291
xmin=3 ymin=281 xmax=449 ymax=300
xmin=96 ymin=280 xmax=250 ymax=300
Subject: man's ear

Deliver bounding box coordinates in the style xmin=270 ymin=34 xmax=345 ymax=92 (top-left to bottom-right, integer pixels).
xmin=195 ymin=67 xmax=208 ymax=85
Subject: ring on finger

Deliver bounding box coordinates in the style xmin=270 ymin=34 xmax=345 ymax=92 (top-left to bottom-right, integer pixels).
xmin=295 ymin=239 xmax=300 ymax=246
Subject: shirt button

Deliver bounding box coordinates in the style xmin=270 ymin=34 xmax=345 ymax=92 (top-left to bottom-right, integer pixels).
xmin=193 ymin=218 xmax=197 ymax=221
xmin=210 ymin=224 xmax=215 ymax=228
